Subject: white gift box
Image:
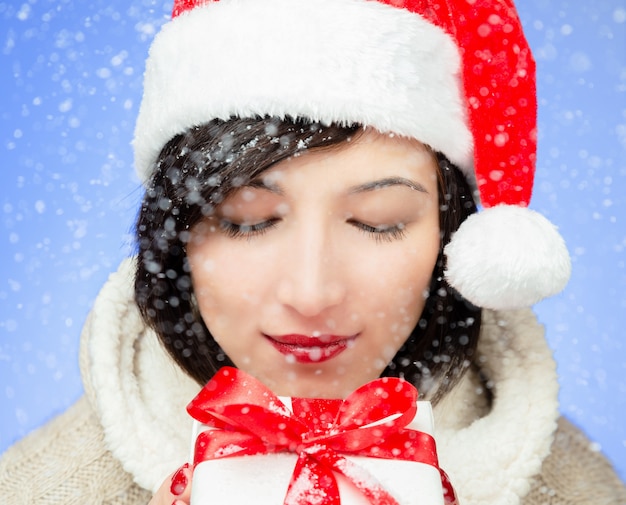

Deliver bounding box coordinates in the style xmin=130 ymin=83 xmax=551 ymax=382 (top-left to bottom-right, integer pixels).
xmin=189 ymin=397 xmax=445 ymax=505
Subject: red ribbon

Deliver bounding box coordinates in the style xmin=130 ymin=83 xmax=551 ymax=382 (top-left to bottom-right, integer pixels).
xmin=187 ymin=367 xmax=457 ymax=505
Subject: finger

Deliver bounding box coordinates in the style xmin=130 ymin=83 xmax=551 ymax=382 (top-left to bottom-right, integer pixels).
xmin=149 ymin=463 xmax=193 ymax=505
xmin=170 ymin=462 xmax=193 ymax=504
xmin=149 ymin=468 xmax=178 ymax=505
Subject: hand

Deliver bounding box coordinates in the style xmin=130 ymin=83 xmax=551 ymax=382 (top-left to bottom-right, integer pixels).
xmin=149 ymin=463 xmax=192 ymax=505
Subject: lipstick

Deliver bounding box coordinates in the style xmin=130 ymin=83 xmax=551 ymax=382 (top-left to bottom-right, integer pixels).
xmin=264 ymin=333 xmax=355 ymax=364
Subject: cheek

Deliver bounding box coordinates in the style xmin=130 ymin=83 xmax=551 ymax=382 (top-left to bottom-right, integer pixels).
xmin=384 ymin=272 xmax=431 ymax=330
xmin=187 ymin=254 xmax=242 ymax=350
xmin=187 ymin=243 xmax=230 ymax=314
xmin=187 ymin=241 xmax=270 ymax=327
xmin=188 ymin=255 xmax=216 ymax=298
xmin=366 ymin=240 xmax=439 ymax=325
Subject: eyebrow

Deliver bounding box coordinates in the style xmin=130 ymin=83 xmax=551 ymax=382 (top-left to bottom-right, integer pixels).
xmin=244 ymin=175 xmax=428 ymax=195
xmin=348 ymin=177 xmax=429 ymax=194
xmin=245 ymin=178 xmax=284 ymax=195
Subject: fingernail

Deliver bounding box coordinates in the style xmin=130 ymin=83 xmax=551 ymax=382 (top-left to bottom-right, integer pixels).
xmin=170 ymin=463 xmax=190 ymax=496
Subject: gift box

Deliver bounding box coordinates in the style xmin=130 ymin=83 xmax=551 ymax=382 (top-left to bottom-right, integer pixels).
xmin=187 ymin=367 xmax=456 ymax=505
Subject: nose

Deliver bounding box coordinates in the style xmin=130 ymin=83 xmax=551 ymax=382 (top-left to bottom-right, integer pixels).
xmin=276 ymin=233 xmax=346 ymax=318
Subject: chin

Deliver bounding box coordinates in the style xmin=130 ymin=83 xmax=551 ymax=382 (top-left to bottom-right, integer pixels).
xmin=265 ymin=366 xmax=379 ymax=399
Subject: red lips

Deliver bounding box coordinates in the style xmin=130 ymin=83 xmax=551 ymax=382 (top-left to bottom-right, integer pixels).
xmin=264 ymin=333 xmax=356 ymax=364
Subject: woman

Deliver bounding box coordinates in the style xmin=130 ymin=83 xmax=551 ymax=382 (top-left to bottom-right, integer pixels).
xmin=1 ymin=0 xmax=624 ymax=504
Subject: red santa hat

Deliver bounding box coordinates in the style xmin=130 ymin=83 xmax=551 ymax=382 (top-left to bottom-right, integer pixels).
xmin=133 ymin=0 xmax=571 ymax=310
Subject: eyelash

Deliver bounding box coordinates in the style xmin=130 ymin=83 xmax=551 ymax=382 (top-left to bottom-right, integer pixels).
xmin=220 ymin=218 xmax=407 ymax=243
xmin=219 ymin=218 xmax=279 ymax=239
xmin=348 ymin=220 xmax=407 ymax=243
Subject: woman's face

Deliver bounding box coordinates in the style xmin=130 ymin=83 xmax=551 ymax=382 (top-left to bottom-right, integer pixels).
xmin=187 ymin=130 xmax=440 ymax=398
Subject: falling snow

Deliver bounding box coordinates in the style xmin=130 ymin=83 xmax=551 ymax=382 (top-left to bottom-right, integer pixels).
xmin=0 ymin=0 xmax=624 ymax=485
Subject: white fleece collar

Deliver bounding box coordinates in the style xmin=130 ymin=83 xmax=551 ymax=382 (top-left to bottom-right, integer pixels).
xmin=434 ymin=309 xmax=559 ymax=505
xmin=80 ymin=258 xmax=559 ymax=503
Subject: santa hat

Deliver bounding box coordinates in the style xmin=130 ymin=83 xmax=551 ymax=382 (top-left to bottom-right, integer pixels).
xmin=133 ymin=0 xmax=571 ymax=310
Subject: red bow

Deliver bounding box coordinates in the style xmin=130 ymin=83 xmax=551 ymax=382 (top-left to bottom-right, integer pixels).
xmin=187 ymin=367 xmax=457 ymax=505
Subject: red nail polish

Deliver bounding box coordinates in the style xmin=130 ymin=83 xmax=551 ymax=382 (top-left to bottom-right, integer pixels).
xmin=170 ymin=463 xmax=190 ymax=496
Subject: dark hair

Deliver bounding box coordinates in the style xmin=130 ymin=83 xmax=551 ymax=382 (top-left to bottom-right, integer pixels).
xmin=134 ymin=116 xmax=481 ymax=403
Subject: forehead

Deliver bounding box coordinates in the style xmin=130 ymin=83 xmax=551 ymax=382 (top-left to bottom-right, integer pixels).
xmin=260 ymin=130 xmax=437 ymax=189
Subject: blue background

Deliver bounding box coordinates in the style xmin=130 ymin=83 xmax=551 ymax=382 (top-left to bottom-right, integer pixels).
xmin=1 ymin=0 xmax=625 ymax=481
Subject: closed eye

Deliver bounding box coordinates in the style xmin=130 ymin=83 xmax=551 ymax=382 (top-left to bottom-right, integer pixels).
xmin=348 ymin=219 xmax=407 ymax=243
xmin=219 ymin=218 xmax=280 ymax=239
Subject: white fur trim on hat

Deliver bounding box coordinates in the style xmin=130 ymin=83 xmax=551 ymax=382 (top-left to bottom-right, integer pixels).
xmin=133 ymin=0 xmax=472 ymax=184
xmin=444 ymin=205 xmax=572 ymax=310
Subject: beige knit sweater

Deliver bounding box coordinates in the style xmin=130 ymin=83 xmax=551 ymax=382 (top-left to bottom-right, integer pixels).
xmin=1 ymin=260 xmax=625 ymax=504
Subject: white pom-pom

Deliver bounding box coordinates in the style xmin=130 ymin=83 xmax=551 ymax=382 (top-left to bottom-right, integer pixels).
xmin=444 ymin=205 xmax=571 ymax=310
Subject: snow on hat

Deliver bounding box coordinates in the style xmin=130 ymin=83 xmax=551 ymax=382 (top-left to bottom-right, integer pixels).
xmin=133 ymin=0 xmax=571 ymax=310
